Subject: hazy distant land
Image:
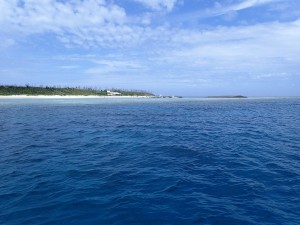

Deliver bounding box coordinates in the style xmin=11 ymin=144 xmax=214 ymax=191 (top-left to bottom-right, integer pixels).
xmin=207 ymin=95 xmax=247 ymax=99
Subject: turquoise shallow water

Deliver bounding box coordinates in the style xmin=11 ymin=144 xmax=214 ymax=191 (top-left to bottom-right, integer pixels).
xmin=0 ymin=98 xmax=299 ymax=225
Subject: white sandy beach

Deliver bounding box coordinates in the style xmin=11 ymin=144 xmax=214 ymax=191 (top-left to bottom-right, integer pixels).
xmin=0 ymin=95 xmax=154 ymax=99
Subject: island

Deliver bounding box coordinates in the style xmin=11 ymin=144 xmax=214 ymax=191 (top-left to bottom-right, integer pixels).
xmin=0 ymin=85 xmax=155 ymax=97
xmin=207 ymin=95 xmax=247 ymax=99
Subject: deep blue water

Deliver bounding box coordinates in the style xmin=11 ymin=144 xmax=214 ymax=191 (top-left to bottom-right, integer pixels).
xmin=0 ymin=98 xmax=299 ymax=225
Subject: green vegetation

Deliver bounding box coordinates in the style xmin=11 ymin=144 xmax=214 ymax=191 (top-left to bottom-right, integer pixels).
xmin=0 ymin=85 xmax=154 ymax=96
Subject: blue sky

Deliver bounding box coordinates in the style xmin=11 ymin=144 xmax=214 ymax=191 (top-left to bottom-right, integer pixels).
xmin=0 ymin=0 xmax=300 ymax=96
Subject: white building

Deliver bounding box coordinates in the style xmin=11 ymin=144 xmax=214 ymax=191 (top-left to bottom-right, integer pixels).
xmin=107 ymin=90 xmax=121 ymax=96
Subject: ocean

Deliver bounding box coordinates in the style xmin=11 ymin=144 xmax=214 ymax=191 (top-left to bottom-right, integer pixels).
xmin=0 ymin=97 xmax=299 ymax=225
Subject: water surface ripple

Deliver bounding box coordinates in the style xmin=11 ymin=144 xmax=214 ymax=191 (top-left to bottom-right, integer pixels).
xmin=0 ymin=98 xmax=299 ymax=225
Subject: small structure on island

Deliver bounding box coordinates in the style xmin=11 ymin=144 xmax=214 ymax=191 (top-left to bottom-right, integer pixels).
xmin=107 ymin=90 xmax=121 ymax=96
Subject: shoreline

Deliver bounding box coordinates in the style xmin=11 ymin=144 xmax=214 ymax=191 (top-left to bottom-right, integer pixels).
xmin=0 ymin=96 xmax=298 ymax=100
xmin=0 ymin=95 xmax=154 ymax=99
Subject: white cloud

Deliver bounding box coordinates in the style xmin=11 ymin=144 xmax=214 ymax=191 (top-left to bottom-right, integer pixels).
xmin=0 ymin=0 xmax=126 ymax=38
xmin=52 ymin=16 xmax=300 ymax=83
xmin=131 ymin=0 xmax=178 ymax=11
xmin=178 ymin=0 xmax=283 ymax=21
xmin=0 ymin=0 xmax=179 ymax=48
xmin=142 ymin=19 xmax=300 ymax=83
xmin=0 ymin=0 xmax=293 ymax=50
xmin=226 ymin=0 xmax=282 ymax=12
